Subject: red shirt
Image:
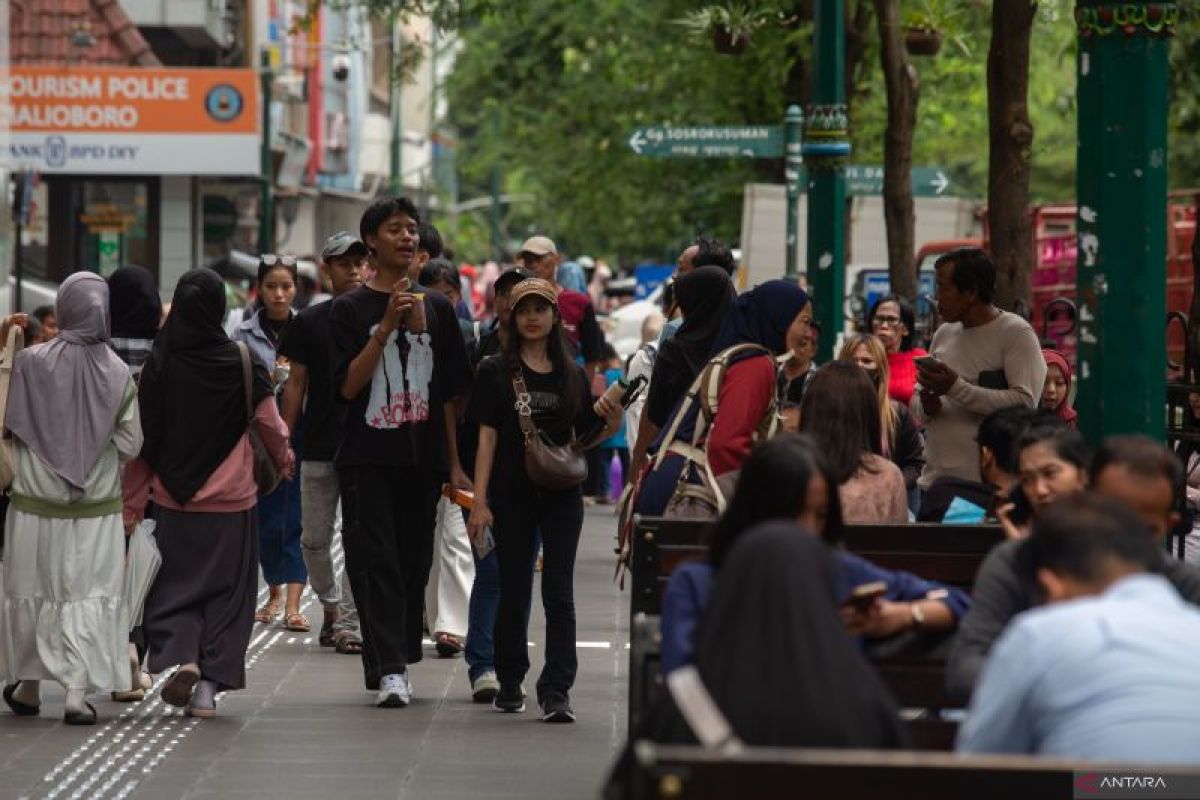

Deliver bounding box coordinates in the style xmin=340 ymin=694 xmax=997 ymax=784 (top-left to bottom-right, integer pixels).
xmin=887 ymin=348 xmax=927 ymax=407
xmin=707 ymin=356 xmax=776 ymax=476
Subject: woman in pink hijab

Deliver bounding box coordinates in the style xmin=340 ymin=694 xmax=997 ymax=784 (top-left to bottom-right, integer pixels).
xmin=1041 ymin=349 xmax=1078 ymax=429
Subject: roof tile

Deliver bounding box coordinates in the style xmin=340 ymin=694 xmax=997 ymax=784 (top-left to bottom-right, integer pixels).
xmin=10 ymin=0 xmax=162 ymax=67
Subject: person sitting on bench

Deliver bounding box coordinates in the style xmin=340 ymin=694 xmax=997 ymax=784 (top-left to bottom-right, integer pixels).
xmin=947 ymin=434 xmax=1200 ymax=704
xmin=918 ymin=406 xmax=1044 ymax=523
xmin=660 ymin=433 xmax=970 ymax=674
xmin=958 ymin=493 xmax=1200 ymax=762
xmin=606 ymin=523 xmax=908 ymax=800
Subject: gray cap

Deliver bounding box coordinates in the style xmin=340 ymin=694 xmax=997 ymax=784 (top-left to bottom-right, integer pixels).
xmin=321 ymin=231 xmax=370 ymax=260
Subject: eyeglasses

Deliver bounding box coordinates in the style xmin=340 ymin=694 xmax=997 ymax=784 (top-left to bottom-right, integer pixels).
xmin=261 ymin=254 xmax=297 ymax=268
xmin=872 ymin=314 xmax=903 ymax=327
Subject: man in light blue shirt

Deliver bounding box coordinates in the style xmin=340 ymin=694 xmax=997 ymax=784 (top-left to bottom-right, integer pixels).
xmin=958 ymin=493 xmax=1200 ymax=763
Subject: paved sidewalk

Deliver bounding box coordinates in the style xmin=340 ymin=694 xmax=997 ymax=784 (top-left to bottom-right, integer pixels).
xmin=0 ymin=506 xmax=629 ymax=800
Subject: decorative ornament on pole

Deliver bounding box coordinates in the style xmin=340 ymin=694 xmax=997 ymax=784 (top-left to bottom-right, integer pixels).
xmin=1074 ymin=2 xmax=1179 ymax=38
xmin=800 ymin=104 xmax=851 ymax=171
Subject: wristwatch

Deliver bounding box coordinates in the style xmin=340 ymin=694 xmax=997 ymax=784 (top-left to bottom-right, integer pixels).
xmin=910 ymin=602 xmax=926 ymax=630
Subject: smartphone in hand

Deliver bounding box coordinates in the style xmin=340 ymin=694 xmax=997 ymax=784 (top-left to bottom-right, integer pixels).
xmin=844 ymin=581 xmax=888 ymax=612
xmin=914 ymin=356 xmax=940 ymax=370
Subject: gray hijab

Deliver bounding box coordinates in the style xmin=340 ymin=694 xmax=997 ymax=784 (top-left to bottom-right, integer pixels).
xmin=6 ymin=272 xmax=131 ymax=493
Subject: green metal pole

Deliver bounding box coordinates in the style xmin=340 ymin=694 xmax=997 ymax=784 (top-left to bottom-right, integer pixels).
xmin=1074 ymin=1 xmax=1176 ymax=441
xmin=804 ymin=0 xmax=849 ymax=363
xmin=388 ymin=2 xmax=402 ymax=196
xmin=784 ymin=105 xmax=804 ymax=282
xmin=259 ymin=48 xmax=274 ymax=254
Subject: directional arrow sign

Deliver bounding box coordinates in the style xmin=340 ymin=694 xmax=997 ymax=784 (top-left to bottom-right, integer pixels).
xmin=793 ymin=165 xmax=952 ymax=197
xmin=627 ymin=125 xmax=783 ymax=159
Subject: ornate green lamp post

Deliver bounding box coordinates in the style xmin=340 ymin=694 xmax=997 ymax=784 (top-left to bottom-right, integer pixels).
xmin=804 ymin=0 xmax=849 ymax=362
xmin=1073 ymin=1 xmax=1178 ymax=440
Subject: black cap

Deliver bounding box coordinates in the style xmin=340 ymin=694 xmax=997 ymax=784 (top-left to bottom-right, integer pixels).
xmin=494 ymin=267 xmax=532 ymax=294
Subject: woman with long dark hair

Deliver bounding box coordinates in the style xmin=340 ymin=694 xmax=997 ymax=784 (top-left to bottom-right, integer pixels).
xmin=837 ymin=332 xmax=924 ymax=506
xmin=126 ymin=268 xmax=293 ymax=718
xmin=467 ymin=278 xmax=620 ymax=723
xmin=799 ymin=362 xmax=908 ymax=524
xmin=606 ymin=523 xmax=908 ymax=799
xmin=659 ymin=433 xmax=968 ymax=674
xmin=867 ymin=294 xmax=927 ymax=406
xmin=232 ymin=257 xmax=308 ymax=631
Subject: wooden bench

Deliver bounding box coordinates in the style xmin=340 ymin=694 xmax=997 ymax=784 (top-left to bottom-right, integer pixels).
xmin=626 ymin=744 xmax=1200 ymax=800
xmin=629 ymin=516 xmax=1004 ymax=622
xmin=626 ymin=517 xmax=1004 ymax=745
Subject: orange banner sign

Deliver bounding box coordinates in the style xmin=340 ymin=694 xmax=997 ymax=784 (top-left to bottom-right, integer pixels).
xmin=1 ymin=66 xmax=258 ymax=135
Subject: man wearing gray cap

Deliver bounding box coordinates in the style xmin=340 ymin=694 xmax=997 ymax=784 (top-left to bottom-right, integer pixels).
xmin=518 ymin=236 xmax=605 ymax=376
xmin=279 ymin=231 xmax=369 ymax=654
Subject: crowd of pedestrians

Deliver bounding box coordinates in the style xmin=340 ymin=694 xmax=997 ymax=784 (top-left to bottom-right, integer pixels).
xmin=0 ymin=198 xmax=1196 ymax=783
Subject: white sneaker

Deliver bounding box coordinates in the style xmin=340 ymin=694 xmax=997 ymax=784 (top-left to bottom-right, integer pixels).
xmin=375 ymin=673 xmax=411 ymax=708
xmin=471 ymin=671 xmax=500 ymax=703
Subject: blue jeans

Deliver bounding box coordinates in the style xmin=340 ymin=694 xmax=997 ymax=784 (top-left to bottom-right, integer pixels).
xmin=464 ymin=511 xmax=539 ymax=683
xmin=258 ymin=466 xmax=307 ymax=586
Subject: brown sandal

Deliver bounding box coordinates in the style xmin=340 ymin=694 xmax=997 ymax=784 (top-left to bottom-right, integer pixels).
xmin=284 ymin=612 xmax=311 ymax=632
xmin=335 ymin=632 xmax=363 ymax=655
xmin=254 ymin=599 xmax=282 ymax=624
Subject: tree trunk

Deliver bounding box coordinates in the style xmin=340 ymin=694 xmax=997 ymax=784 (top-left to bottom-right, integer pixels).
xmin=874 ymin=0 xmax=919 ymax=300
xmin=987 ymin=0 xmax=1036 ymax=313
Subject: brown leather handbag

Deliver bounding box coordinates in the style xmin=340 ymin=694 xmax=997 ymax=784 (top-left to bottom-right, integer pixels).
xmin=511 ymin=370 xmax=587 ymax=491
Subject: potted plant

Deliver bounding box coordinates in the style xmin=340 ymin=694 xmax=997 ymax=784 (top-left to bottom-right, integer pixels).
xmin=903 ymin=0 xmax=952 ymax=57
xmin=677 ymin=4 xmax=776 ymax=56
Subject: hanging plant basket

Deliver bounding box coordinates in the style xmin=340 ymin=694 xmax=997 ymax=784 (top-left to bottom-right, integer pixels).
xmin=712 ymin=26 xmax=751 ymax=55
xmin=904 ymin=26 xmax=942 ymax=56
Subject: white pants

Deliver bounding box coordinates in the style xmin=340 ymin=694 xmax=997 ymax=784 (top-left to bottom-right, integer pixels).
xmin=424 ymin=495 xmax=475 ymax=638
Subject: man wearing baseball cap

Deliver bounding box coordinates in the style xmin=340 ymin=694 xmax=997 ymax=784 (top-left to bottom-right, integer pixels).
xmin=278 ymin=231 xmax=370 ymax=656
xmin=518 ymin=236 xmax=605 ymax=376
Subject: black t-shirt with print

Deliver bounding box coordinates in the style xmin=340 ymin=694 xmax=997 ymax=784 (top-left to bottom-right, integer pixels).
xmin=468 ymin=354 xmax=600 ymax=492
xmin=278 ymin=299 xmax=342 ymax=462
xmin=329 ymin=284 xmax=473 ymax=470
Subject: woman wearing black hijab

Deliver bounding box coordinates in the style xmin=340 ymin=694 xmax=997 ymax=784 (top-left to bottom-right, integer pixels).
xmin=108 ymin=265 xmax=162 ymax=378
xmin=628 ymin=267 xmax=734 ymax=480
xmin=605 ymin=523 xmax=906 ymax=798
xmin=124 ymin=268 xmax=294 ymax=719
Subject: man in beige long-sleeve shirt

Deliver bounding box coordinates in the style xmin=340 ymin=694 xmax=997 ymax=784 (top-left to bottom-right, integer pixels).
xmin=912 ymin=249 xmax=1047 ymax=490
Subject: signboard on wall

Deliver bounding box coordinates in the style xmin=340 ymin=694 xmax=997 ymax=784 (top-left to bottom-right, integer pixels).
xmin=1 ymin=67 xmax=259 ymax=175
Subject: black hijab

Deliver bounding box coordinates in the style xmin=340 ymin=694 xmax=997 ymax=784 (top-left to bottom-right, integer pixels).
xmin=138 ymin=268 xmax=273 ymax=505
xmin=694 ymin=524 xmax=906 ymax=747
xmin=645 ymin=267 xmax=734 ymax=428
xmin=108 ymin=265 xmax=162 ymax=340
xmin=606 ymin=524 xmax=906 ymax=798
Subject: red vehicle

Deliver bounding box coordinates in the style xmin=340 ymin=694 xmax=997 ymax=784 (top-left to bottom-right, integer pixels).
xmin=914 ymin=193 xmax=1199 ymax=365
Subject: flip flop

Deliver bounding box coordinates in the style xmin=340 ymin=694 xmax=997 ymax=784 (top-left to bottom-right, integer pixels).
xmin=284 ymin=612 xmax=311 ymax=632
xmin=254 ymin=599 xmax=282 ymax=624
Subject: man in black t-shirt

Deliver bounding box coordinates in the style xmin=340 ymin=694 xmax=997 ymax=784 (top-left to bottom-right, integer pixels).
xmin=329 ymin=196 xmax=473 ymax=708
xmin=280 ymin=231 xmax=369 ymax=654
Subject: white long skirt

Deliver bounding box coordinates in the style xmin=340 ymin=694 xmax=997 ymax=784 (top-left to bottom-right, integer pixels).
xmin=0 ymin=508 xmax=126 ymax=692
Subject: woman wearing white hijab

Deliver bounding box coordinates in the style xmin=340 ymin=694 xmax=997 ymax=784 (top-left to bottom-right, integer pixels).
xmin=0 ymin=272 xmax=143 ymax=725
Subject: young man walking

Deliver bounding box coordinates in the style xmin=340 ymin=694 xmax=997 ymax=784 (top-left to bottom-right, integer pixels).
xmin=329 ymin=197 xmax=473 ymax=707
xmin=280 ymin=232 xmax=368 ymax=655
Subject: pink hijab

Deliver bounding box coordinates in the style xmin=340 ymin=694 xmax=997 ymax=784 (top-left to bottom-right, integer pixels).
xmin=1042 ymin=349 xmax=1077 ymax=427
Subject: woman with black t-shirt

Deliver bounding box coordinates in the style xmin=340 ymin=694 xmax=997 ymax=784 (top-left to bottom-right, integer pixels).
xmin=467 ymin=278 xmax=620 ymax=724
